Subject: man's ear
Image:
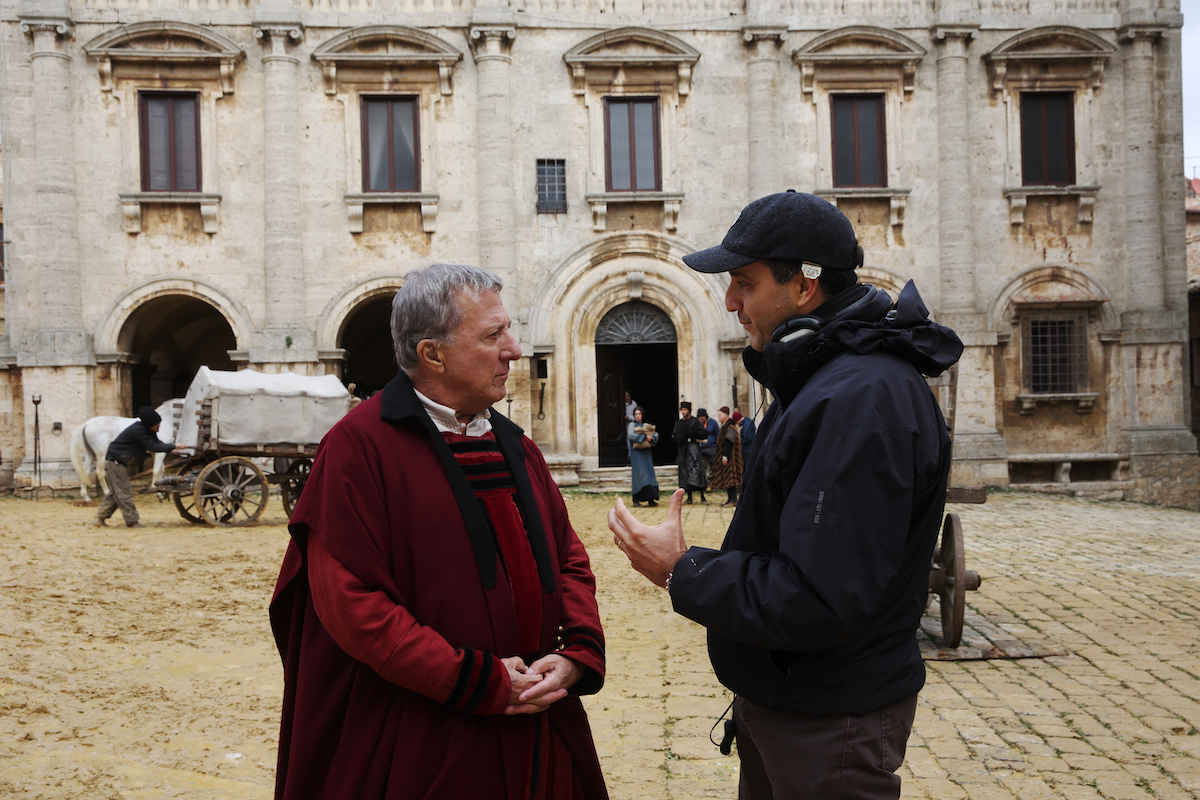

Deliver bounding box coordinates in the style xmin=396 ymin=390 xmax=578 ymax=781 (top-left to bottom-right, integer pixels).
xmin=416 ymin=339 xmax=446 ymax=374
xmin=788 ymin=274 xmax=824 ymax=315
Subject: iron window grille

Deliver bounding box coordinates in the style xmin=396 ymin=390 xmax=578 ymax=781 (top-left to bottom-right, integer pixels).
xmin=362 ymin=96 xmax=420 ymax=193
xmin=139 ymin=92 xmax=201 ymax=192
xmin=604 ymin=98 xmax=662 ymax=192
xmin=1023 ymin=311 xmax=1087 ymax=394
xmin=832 ymin=94 xmax=887 ymax=188
xmin=1021 ymin=92 xmax=1075 ymax=187
xmin=536 ymin=159 xmax=568 ymax=213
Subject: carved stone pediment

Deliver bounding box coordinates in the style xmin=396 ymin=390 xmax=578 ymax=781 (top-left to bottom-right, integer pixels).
xmin=84 ymin=22 xmax=245 ymax=94
xmin=564 ymin=28 xmax=700 ymax=96
xmin=311 ymin=26 xmax=463 ymax=96
xmin=793 ymin=27 xmax=926 ymax=98
xmin=985 ymin=26 xmax=1116 ymax=91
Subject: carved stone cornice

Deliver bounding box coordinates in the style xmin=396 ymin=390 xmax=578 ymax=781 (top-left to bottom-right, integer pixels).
xmin=20 ymin=18 xmax=72 ymax=39
xmin=931 ymin=25 xmax=978 ymax=45
xmin=1115 ymin=24 xmax=1166 ymax=46
xmin=741 ymin=27 xmax=786 ymax=46
xmin=468 ymin=25 xmax=516 ymax=64
xmin=255 ymin=23 xmax=304 ymax=65
xmin=254 ymin=24 xmax=304 ymax=46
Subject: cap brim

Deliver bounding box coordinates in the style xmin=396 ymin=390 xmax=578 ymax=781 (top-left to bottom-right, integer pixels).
xmin=682 ymin=245 xmax=760 ymax=273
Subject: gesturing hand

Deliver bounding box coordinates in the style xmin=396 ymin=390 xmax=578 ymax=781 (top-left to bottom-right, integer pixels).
xmin=505 ymin=654 xmax=583 ymax=715
xmin=608 ymin=488 xmax=688 ymax=587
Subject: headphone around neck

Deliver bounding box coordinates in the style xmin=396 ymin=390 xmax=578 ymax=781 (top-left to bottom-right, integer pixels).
xmin=770 ymin=315 xmax=823 ymax=345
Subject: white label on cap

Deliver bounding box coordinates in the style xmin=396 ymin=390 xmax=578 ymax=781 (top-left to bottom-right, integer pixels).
xmin=802 ymin=263 xmax=823 ymax=279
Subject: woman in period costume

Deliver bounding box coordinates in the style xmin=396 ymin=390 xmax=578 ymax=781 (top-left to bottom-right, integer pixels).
xmin=672 ymin=401 xmax=708 ymax=504
xmin=627 ymin=407 xmax=660 ymax=507
xmin=709 ymin=406 xmax=743 ymax=507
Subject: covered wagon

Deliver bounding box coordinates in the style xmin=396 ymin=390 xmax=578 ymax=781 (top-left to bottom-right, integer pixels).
xmin=159 ymin=367 xmax=352 ymax=527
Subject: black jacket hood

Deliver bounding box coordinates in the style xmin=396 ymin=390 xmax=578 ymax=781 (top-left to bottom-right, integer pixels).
xmin=745 ymin=280 xmax=964 ymax=406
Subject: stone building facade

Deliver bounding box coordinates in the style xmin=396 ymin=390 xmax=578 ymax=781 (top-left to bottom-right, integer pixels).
xmin=0 ymin=0 xmax=1193 ymax=506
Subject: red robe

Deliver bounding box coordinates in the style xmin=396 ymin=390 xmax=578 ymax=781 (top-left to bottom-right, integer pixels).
xmin=270 ymin=372 xmax=608 ymax=800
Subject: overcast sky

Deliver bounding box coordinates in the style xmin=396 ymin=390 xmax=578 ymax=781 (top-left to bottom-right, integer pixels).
xmin=1186 ymin=1 xmax=1199 ymax=179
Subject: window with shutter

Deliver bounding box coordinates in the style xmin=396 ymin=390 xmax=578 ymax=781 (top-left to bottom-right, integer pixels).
xmin=139 ymin=93 xmax=201 ymax=192
xmin=605 ymin=98 xmax=661 ymax=192
xmin=362 ymin=97 xmax=420 ymax=193
xmin=1020 ymin=92 xmax=1075 ymax=187
xmin=831 ymin=94 xmax=886 ymax=188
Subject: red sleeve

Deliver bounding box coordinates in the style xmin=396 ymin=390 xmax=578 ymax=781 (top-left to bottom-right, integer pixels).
xmin=306 ymin=535 xmax=513 ymax=715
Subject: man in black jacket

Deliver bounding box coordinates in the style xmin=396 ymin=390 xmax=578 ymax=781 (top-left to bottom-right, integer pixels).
xmin=609 ymin=191 xmax=963 ymax=799
xmin=95 ymin=406 xmax=181 ymax=528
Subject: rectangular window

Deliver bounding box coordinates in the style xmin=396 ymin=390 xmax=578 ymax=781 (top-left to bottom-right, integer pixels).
xmin=362 ymin=96 xmax=420 ymax=193
xmin=1023 ymin=311 xmax=1087 ymax=394
xmin=139 ymin=93 xmax=201 ymax=192
xmin=832 ymin=94 xmax=886 ymax=188
xmin=536 ymin=159 xmax=568 ymax=213
xmin=1021 ymin=92 xmax=1075 ymax=186
xmin=605 ymin=98 xmax=661 ymax=192
xmin=0 ymin=223 xmax=5 ymax=284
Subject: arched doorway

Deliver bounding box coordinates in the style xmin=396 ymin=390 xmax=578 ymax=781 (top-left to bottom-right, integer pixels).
xmin=340 ymin=295 xmax=397 ymax=400
xmin=595 ymin=301 xmax=678 ymax=467
xmin=119 ymin=295 xmax=237 ymax=413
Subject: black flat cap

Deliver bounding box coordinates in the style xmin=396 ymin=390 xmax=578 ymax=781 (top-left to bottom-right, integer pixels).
xmin=683 ymin=191 xmax=862 ymax=274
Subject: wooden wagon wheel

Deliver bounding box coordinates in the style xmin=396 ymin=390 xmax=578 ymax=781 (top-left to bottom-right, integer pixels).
xmin=193 ymin=456 xmax=269 ymax=528
xmin=280 ymin=458 xmax=312 ymax=518
xmin=928 ymin=513 xmax=982 ymax=648
xmin=165 ymin=462 xmax=205 ymax=525
xmin=172 ymin=486 xmax=205 ymax=525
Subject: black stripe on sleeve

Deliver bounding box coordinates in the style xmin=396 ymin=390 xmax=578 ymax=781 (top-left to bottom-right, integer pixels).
xmin=461 ymin=652 xmax=495 ymax=714
xmin=445 ymin=647 xmax=475 ymax=709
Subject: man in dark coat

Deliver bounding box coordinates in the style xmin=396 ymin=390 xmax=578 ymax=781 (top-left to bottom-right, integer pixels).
xmin=271 ymin=263 xmax=608 ymax=800
xmin=94 ymin=406 xmax=179 ymax=528
xmin=609 ymin=192 xmax=962 ymax=800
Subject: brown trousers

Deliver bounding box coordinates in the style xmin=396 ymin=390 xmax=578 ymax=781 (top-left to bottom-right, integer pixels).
xmin=97 ymin=461 xmax=139 ymax=526
xmin=733 ymin=692 xmax=918 ymax=800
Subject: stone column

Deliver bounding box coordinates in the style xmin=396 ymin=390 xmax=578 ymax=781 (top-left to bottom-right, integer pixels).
xmin=469 ymin=24 xmax=517 ymax=289
xmin=252 ymin=9 xmax=313 ymax=372
xmin=928 ymin=24 xmax=1007 ymax=487
xmin=14 ymin=2 xmax=95 ymax=489
xmin=932 ymin=25 xmax=976 ymax=314
xmin=1119 ymin=25 xmax=1163 ymax=313
xmin=742 ymin=28 xmax=785 ymax=201
xmin=1115 ymin=15 xmax=1198 ymax=507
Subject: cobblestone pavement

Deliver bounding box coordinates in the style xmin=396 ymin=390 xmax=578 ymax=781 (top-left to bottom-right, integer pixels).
xmin=569 ymin=489 xmax=1200 ymax=800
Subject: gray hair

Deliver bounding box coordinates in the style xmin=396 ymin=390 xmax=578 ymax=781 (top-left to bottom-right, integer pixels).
xmin=391 ymin=263 xmax=505 ymax=374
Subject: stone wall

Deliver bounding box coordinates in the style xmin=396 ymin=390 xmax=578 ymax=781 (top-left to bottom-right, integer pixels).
xmin=0 ymin=0 xmax=1194 ymax=503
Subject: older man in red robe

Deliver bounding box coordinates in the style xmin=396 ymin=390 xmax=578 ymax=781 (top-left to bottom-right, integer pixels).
xmin=271 ymin=263 xmax=608 ymax=800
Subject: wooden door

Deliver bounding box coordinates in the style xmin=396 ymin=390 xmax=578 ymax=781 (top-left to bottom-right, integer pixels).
xmin=596 ymin=347 xmax=629 ymax=467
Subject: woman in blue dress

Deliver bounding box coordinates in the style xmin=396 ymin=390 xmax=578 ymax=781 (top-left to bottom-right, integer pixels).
xmin=627 ymin=407 xmax=660 ymax=507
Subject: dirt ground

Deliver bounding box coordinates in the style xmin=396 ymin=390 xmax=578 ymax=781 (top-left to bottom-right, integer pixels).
xmin=0 ymin=488 xmax=734 ymax=799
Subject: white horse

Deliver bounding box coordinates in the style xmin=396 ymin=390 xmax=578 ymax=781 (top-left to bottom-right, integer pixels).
xmin=70 ymin=400 xmax=180 ymax=501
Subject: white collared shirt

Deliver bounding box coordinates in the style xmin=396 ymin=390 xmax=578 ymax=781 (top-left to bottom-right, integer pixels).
xmin=414 ymin=389 xmax=493 ymax=437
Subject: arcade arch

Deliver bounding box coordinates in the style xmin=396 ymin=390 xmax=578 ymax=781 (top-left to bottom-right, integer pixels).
xmin=117 ymin=295 xmax=237 ymax=412
xmin=96 ymin=278 xmax=249 ymax=415
xmin=316 ymin=276 xmax=405 ymax=399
